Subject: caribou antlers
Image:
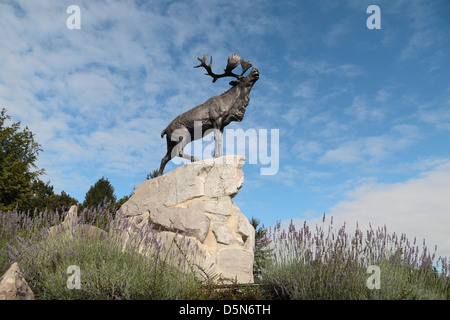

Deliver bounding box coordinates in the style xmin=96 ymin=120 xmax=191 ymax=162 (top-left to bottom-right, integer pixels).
xmin=194 ymin=53 xmax=253 ymax=83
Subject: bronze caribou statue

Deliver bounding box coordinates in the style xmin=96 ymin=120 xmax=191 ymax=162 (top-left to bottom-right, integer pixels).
xmin=159 ymin=53 xmax=259 ymax=175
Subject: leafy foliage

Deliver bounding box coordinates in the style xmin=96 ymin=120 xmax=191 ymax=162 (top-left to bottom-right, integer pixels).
xmin=0 ymin=109 xmax=44 ymax=211
xmin=0 ymin=109 xmax=77 ymax=213
xmin=82 ymin=177 xmax=117 ymax=209
xmin=29 ymin=179 xmax=78 ymax=213
xmin=115 ymin=194 xmax=130 ymax=209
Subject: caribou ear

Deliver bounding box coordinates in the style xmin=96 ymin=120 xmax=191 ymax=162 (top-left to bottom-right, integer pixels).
xmin=229 ymin=80 xmax=238 ymax=86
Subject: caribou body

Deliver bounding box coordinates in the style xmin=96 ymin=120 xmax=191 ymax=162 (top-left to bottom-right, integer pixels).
xmin=158 ymin=54 xmax=259 ymax=175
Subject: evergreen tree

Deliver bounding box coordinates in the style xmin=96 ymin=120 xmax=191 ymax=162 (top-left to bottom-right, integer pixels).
xmin=29 ymin=179 xmax=78 ymax=213
xmin=115 ymin=194 xmax=130 ymax=208
xmin=0 ymin=109 xmax=45 ymax=211
xmin=146 ymin=169 xmax=160 ymax=180
xmin=82 ymin=176 xmax=117 ymax=209
xmin=251 ymin=217 xmax=273 ymax=282
xmin=54 ymin=190 xmax=79 ymax=211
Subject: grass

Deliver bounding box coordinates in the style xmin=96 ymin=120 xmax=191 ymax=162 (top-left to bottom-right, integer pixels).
xmin=1 ymin=206 xmax=449 ymax=300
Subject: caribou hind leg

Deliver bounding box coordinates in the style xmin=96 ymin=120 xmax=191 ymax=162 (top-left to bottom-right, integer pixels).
xmin=158 ymin=151 xmax=171 ymax=176
xmin=173 ymin=130 xmax=198 ymax=162
xmin=159 ymin=136 xmax=177 ymax=175
xmin=159 ymin=130 xmax=199 ymax=175
xmin=179 ymin=151 xmax=198 ymax=162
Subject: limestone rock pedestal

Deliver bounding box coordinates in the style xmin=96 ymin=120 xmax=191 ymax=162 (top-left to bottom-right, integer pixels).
xmin=113 ymin=155 xmax=255 ymax=283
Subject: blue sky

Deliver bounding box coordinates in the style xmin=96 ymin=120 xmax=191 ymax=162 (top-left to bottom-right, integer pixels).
xmin=1 ymin=1 xmax=449 ymax=258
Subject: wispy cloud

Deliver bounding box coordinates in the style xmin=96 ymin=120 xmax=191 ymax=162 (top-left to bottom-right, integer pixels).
xmin=345 ymin=95 xmax=385 ymax=122
xmin=394 ymin=0 xmax=447 ymax=62
xmin=319 ymin=124 xmax=419 ymax=165
xmin=294 ymin=139 xmax=324 ymax=161
xmin=289 ymin=57 xmax=363 ymax=78
xmin=322 ymin=21 xmax=351 ymax=47
xmin=417 ymin=87 xmax=450 ymax=131
xmin=292 ymin=80 xmax=317 ymax=99
xmin=399 ymin=30 xmax=440 ymax=62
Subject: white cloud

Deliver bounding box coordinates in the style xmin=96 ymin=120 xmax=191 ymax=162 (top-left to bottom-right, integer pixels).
xmin=282 ymin=105 xmax=310 ymax=127
xmin=417 ymin=90 xmax=450 ymax=131
xmin=320 ymin=141 xmax=364 ymax=164
xmin=393 ymin=0 xmax=446 ymax=62
xmin=289 ymin=58 xmax=363 ymax=78
xmin=322 ymin=21 xmax=350 ymax=47
xmin=293 ymin=80 xmax=316 ymax=99
xmin=319 ymin=124 xmax=419 ymax=165
xmin=305 ymin=109 xmax=350 ymax=139
xmin=375 ymin=88 xmax=391 ymax=104
xmin=265 ymin=165 xmax=302 ymax=187
xmin=399 ymin=30 xmax=437 ymax=61
xmin=345 ymin=95 xmax=385 ymax=122
xmin=295 ymin=139 xmax=323 ymax=161
xmin=324 ymin=159 xmax=450 ymax=259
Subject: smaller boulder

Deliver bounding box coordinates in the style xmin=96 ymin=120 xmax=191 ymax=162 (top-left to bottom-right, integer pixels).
xmin=0 ymin=262 xmax=34 ymax=300
xmin=47 ymin=205 xmax=107 ymax=240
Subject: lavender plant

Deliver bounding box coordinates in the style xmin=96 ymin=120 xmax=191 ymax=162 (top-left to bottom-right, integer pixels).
xmin=2 ymin=205 xmax=449 ymax=300
xmin=0 ymin=204 xmax=205 ymax=299
xmin=1 ymin=207 xmax=64 ymax=270
xmin=261 ymin=215 xmax=450 ymax=300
